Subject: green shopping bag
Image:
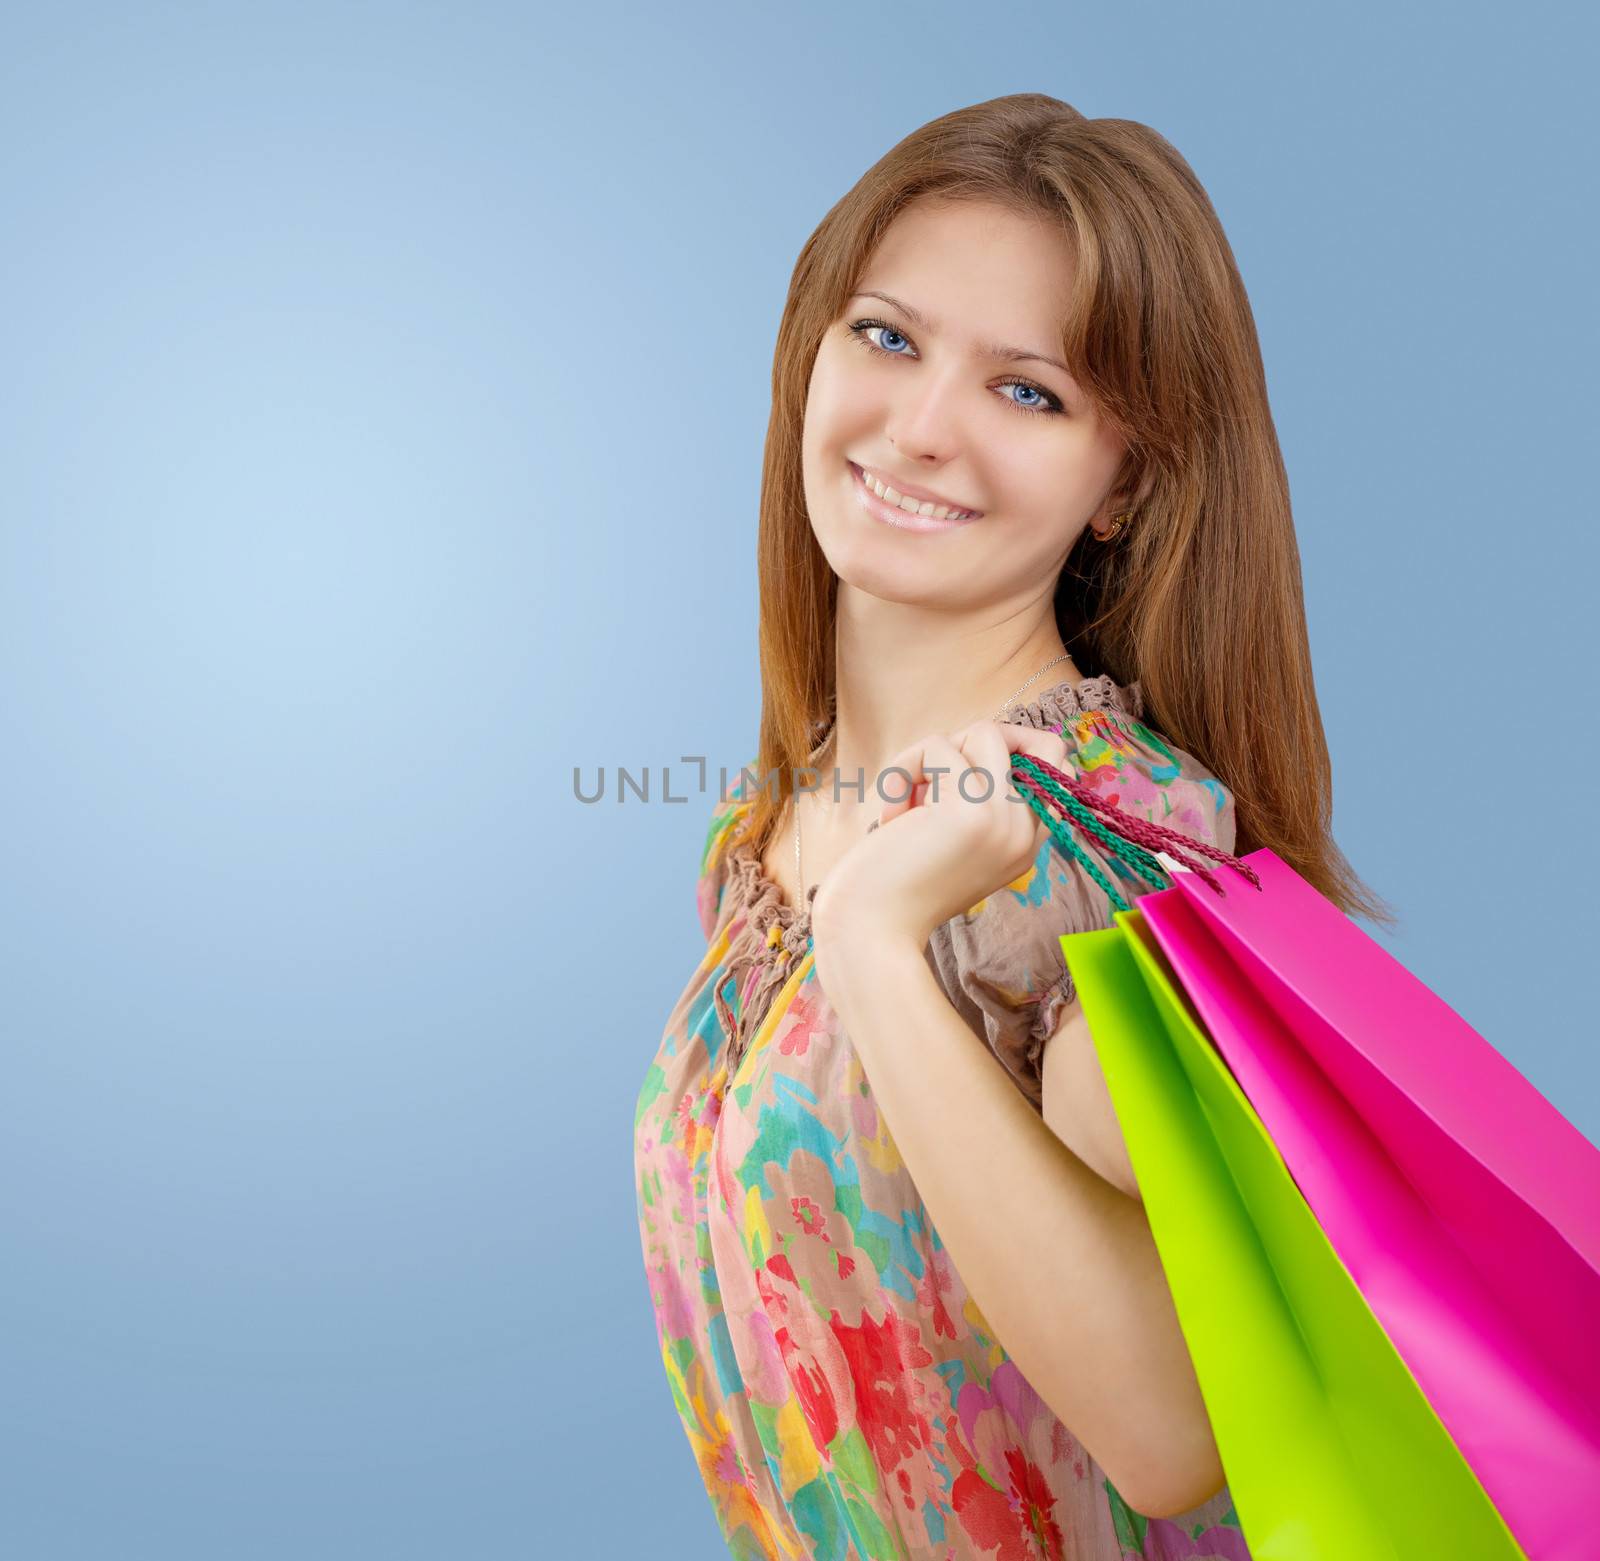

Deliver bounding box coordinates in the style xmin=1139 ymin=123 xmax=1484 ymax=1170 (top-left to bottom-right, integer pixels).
xmin=1060 ymin=911 xmax=1525 ymax=1561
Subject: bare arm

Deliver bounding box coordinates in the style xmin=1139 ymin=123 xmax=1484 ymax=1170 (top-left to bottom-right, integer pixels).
xmin=812 ymin=917 xmax=1225 ymax=1520
xmin=1040 ymin=995 xmax=1140 ymax=1201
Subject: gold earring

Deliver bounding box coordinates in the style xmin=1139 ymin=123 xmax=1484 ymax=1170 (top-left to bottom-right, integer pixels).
xmin=1093 ymin=511 xmax=1132 ymax=543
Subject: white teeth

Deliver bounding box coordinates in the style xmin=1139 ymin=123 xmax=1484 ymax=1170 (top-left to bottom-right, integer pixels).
xmin=861 ymin=467 xmax=973 ymax=521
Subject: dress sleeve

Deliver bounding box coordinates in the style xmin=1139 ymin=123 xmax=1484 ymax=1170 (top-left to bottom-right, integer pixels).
xmin=696 ymin=761 xmax=756 ymax=942
xmin=923 ymin=712 xmax=1236 ymax=1110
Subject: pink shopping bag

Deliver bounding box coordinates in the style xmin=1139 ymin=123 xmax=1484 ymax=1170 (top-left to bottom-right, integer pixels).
xmin=1135 ymin=849 xmax=1600 ymax=1561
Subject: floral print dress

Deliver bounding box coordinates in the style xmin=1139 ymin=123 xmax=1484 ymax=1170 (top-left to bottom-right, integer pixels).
xmin=634 ymin=674 xmax=1251 ymax=1560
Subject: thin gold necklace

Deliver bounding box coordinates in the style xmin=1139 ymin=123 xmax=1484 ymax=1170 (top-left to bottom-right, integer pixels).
xmin=793 ymin=653 xmax=1074 ymax=908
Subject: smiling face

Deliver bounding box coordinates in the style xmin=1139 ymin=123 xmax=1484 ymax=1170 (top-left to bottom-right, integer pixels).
xmin=801 ymin=198 xmax=1130 ymax=608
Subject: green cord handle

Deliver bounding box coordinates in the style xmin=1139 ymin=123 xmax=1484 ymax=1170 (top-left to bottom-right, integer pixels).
xmin=1013 ymin=756 xmax=1174 ymax=895
xmin=1009 ymin=753 xmax=1179 ymax=915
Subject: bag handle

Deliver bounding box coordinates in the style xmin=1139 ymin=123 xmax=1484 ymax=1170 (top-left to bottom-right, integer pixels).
xmin=1008 ymin=752 xmax=1261 ymax=915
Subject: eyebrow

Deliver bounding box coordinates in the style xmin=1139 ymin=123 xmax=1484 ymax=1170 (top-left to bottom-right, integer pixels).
xmin=849 ymin=290 xmax=1077 ymax=381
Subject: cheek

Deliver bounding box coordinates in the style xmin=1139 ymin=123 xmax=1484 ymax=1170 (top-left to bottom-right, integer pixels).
xmin=804 ymin=355 xmax=868 ymax=443
xmin=801 ymin=358 xmax=850 ymax=466
xmin=1004 ymin=437 xmax=1111 ymax=522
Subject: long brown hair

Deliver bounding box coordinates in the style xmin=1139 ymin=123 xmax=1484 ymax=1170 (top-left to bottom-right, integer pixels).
xmin=736 ymin=92 xmax=1394 ymax=928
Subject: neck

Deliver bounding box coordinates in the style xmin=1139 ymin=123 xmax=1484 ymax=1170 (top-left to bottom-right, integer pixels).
xmin=821 ymin=584 xmax=1080 ymax=797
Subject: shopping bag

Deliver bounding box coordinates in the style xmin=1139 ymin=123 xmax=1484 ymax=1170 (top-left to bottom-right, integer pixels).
xmin=1062 ymin=914 xmax=1526 ymax=1560
xmin=1132 ymin=849 xmax=1600 ymax=1561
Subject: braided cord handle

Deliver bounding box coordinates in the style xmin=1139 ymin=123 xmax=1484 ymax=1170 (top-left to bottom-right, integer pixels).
xmin=1013 ymin=764 xmax=1172 ymax=895
xmin=1006 ymin=751 xmax=1261 ymax=917
xmin=1013 ymin=769 xmax=1138 ymax=914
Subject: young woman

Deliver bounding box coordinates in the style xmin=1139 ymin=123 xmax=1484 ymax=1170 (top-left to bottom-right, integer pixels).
xmin=635 ymin=93 xmax=1391 ymax=1560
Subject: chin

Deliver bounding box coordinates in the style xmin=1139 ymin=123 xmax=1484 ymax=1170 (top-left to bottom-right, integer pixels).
xmin=817 ymin=530 xmax=970 ymax=609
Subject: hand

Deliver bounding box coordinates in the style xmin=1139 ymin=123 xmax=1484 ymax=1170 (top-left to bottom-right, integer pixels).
xmin=809 ymin=718 xmax=1078 ymax=986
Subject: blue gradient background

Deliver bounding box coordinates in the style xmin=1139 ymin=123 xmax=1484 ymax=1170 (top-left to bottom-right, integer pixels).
xmin=1 ymin=3 xmax=1594 ymax=1556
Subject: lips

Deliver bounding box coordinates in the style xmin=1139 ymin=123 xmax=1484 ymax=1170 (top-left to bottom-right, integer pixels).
xmin=848 ymin=460 xmax=982 ymax=533
xmin=848 ymin=462 xmax=982 ymax=519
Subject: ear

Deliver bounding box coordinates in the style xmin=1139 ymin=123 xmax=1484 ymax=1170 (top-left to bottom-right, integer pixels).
xmin=1087 ymin=460 xmax=1158 ymax=539
xmin=1126 ymin=461 xmax=1159 ymax=511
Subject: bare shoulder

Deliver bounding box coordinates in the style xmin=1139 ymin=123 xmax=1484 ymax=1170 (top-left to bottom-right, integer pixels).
xmin=1039 ymin=995 xmax=1141 ymax=1203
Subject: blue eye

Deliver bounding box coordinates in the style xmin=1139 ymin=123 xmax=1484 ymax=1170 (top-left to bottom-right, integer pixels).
xmin=844 ymin=318 xmax=1066 ymax=418
xmin=863 ymin=322 xmax=912 ymax=355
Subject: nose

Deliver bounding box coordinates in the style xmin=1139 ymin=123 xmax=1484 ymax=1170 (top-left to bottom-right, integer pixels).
xmin=880 ymin=363 xmax=970 ymax=468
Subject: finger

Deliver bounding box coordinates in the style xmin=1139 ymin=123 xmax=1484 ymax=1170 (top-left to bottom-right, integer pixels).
xmin=877 ymin=732 xmax=964 ymax=823
xmin=993 ymin=720 xmax=1078 ymax=787
xmin=952 ymin=724 xmax=1072 ymax=835
xmin=955 ymin=721 xmax=1054 ymax=830
xmin=946 ymin=720 xmax=1020 ymax=807
xmin=951 ymin=723 xmax=1057 ymax=880
xmin=948 ymin=719 xmax=1075 ymax=788
xmin=876 ymin=731 xmax=967 ymax=825
xmin=998 ymin=716 xmax=1076 ymax=760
